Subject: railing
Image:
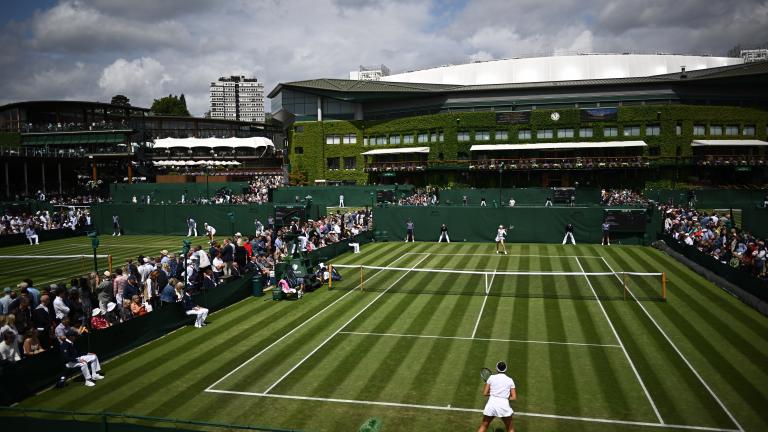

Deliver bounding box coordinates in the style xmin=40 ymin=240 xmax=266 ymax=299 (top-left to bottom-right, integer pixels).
xmin=695 ymin=155 xmax=768 ymax=167
xmin=468 ymin=156 xmax=649 ymax=170
xmin=0 ymin=146 xmax=87 ymax=158
xmin=364 ymin=161 xmax=427 ymax=172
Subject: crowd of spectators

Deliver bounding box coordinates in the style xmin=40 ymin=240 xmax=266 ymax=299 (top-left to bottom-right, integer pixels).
xmin=663 ymin=207 xmax=767 ymax=282
xmin=601 ymin=189 xmax=650 ymax=206
xmin=208 ymin=174 xmax=282 ymax=204
xmin=1 ymin=208 xmax=92 ymax=235
xmin=397 ymin=189 xmax=438 ymax=206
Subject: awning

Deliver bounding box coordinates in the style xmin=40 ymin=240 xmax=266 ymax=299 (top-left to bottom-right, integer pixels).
xmin=153 ymin=137 xmax=274 ymax=149
xmin=691 ymin=139 xmax=768 ymax=147
xmin=361 ymin=147 xmax=430 ymax=156
xmin=470 ymin=141 xmax=647 ymax=151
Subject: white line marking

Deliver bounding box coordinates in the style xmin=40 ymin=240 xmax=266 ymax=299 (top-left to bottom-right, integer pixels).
xmin=471 ymin=271 xmax=493 ymax=338
xmin=205 ymin=251 xmax=414 ymax=392
xmin=262 ymin=254 xmax=432 ymax=395
xmin=575 ymin=256 xmax=664 ymax=424
xmin=338 ymin=331 xmax=621 ymax=348
xmin=204 ymin=389 xmax=738 ymax=432
xmin=600 ymin=257 xmax=745 ymax=432
xmin=406 ymin=253 xmax=604 ymax=258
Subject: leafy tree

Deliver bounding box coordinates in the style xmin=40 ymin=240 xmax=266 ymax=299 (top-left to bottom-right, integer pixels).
xmin=150 ymin=94 xmax=191 ymax=116
xmin=110 ymin=94 xmax=131 ymax=106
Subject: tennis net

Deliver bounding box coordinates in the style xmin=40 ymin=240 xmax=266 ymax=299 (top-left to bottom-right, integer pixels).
xmin=328 ymin=264 xmax=666 ymax=301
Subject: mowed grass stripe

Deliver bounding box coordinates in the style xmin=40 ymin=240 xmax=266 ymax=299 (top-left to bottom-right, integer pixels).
xmin=596 ymin=247 xmax=735 ymax=428
xmin=614 ymin=247 xmax=765 ymax=430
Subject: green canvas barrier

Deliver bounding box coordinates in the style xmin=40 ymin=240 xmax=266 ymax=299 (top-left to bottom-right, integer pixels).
xmin=742 ymin=206 xmax=768 ymax=238
xmin=645 ymin=188 xmax=767 ymax=208
xmin=273 ymin=185 xmax=413 ymax=206
xmin=0 ymin=227 xmax=87 ymax=248
xmin=0 ymin=275 xmax=253 ymax=406
xmin=437 ymin=187 xmax=602 ymax=206
xmin=110 ymin=182 xmax=250 ymax=204
xmin=91 ymin=204 xmax=275 ymax=236
xmin=1 ymin=200 xmax=56 ymax=214
xmin=373 ymin=207 xmax=652 ymax=245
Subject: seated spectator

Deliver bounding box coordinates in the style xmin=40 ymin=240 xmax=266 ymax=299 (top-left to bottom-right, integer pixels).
xmin=0 ymin=314 xmax=20 ymax=345
xmin=90 ymin=308 xmax=111 ymax=330
xmin=130 ymin=295 xmax=148 ymax=317
xmin=104 ymin=302 xmax=119 ymax=325
xmin=0 ymin=330 xmax=21 ymax=362
xmin=22 ymin=328 xmax=45 ymax=356
xmin=182 ymin=287 xmax=208 ymax=328
xmin=120 ymin=299 xmax=134 ymax=322
xmin=61 ymin=329 xmax=104 ymax=387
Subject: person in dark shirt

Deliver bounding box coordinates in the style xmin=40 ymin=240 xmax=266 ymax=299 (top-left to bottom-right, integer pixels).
xmin=122 ymin=277 xmax=139 ymax=302
xmin=601 ymin=220 xmax=611 ymax=246
xmin=562 ymin=223 xmax=576 ymax=245
xmin=61 ymin=329 xmax=104 ymax=387
xmin=405 ymin=219 xmax=415 ymax=242
xmin=438 ymin=224 xmax=450 ymax=243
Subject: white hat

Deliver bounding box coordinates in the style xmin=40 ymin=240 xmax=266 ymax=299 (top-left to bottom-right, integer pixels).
xmin=160 ymin=249 xmax=169 ymax=255
xmin=143 ymin=257 xmax=150 ymax=263
xmin=107 ymin=302 xmax=116 ymax=312
xmin=92 ymin=308 xmax=103 ymax=317
xmin=499 ymin=225 xmax=503 ymax=228
xmin=235 ymin=232 xmax=242 ymax=237
xmin=103 ymin=271 xmax=111 ymax=277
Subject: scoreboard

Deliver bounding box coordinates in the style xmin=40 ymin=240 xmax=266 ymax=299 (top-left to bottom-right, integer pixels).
xmin=603 ymin=209 xmax=647 ymax=232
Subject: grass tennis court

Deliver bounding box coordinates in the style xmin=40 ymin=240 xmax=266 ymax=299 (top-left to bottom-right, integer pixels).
xmin=8 ymin=239 xmax=768 ymax=431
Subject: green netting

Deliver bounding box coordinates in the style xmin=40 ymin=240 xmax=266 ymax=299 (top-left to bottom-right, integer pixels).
xmin=272 ymin=185 xmax=413 ymax=206
xmin=437 ymin=187 xmax=602 ymax=206
xmin=110 ymin=182 xmax=250 ymax=204
xmin=645 ymin=188 xmax=767 ymax=208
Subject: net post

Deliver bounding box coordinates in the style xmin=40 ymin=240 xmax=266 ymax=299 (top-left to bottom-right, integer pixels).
xmin=328 ymin=265 xmax=333 ymax=290
xmin=622 ymin=272 xmax=628 ymax=301
xmin=662 ymin=272 xmax=667 ymax=302
xmin=108 ymin=255 xmax=113 ymax=273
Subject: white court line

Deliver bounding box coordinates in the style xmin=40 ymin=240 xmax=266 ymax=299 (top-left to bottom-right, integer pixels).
xmin=205 ymin=252 xmax=414 ymax=392
xmin=575 ymin=256 xmax=664 ymax=424
xmin=600 ymin=257 xmax=745 ymax=432
xmin=262 ymin=253 xmax=432 ymax=394
xmin=339 ymin=331 xmax=621 ymax=348
xmin=204 ymin=389 xmax=738 ymax=432
xmin=406 ymin=253 xmax=604 ymax=258
xmin=471 ymin=271 xmax=494 ymax=338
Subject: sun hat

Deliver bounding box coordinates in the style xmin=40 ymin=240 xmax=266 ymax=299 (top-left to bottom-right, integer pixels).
xmin=160 ymin=249 xmax=169 ymax=255
xmin=106 ymin=302 xmax=116 ymax=312
xmin=103 ymin=271 xmax=111 ymax=277
xmin=92 ymin=308 xmax=102 ymax=317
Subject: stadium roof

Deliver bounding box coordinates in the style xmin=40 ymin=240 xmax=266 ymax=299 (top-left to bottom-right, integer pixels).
xmin=152 ymin=137 xmax=274 ymax=149
xmin=268 ymin=60 xmax=768 ymax=99
xmin=691 ymin=139 xmax=768 ymax=147
xmin=470 ymin=141 xmax=647 ymax=151
xmin=361 ymin=147 xmax=430 ymax=156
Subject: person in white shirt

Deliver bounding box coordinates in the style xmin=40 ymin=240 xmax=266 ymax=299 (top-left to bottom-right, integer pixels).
xmin=338 ymin=194 xmax=344 ymax=208
xmin=187 ymin=218 xmax=197 ymax=237
xmin=204 ymin=223 xmax=216 ymax=241
xmin=508 ymin=198 xmax=516 ymax=208
xmin=53 ymin=289 xmax=70 ymax=321
xmin=495 ymin=225 xmax=508 ymax=255
xmin=25 ymin=226 xmax=39 ymax=245
xmin=477 ymin=361 xmax=517 ymax=432
xmin=0 ymin=330 xmax=21 ymax=362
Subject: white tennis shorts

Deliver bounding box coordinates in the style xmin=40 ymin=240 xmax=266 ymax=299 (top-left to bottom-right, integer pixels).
xmin=483 ymin=397 xmax=513 ymax=417
xmin=495 ymin=236 xmax=505 ymax=242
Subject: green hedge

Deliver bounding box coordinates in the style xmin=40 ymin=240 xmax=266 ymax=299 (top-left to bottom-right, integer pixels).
xmin=288 ymin=105 xmax=768 ymax=184
xmin=0 ymin=132 xmax=21 ymax=147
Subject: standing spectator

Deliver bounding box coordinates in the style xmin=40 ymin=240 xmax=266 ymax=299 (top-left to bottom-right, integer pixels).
xmin=33 ymin=294 xmax=54 ymax=349
xmin=0 ymin=287 xmax=12 ymax=314
xmin=112 ymin=268 xmax=127 ymax=304
xmin=53 ymin=288 xmax=70 ymax=322
xmin=221 ymin=239 xmax=235 ymax=277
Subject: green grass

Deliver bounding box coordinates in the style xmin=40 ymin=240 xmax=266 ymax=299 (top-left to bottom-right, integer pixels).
xmin=7 ymin=240 xmax=768 ymax=432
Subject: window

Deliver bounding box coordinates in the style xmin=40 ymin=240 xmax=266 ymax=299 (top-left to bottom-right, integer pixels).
xmin=710 ymin=125 xmax=722 ymax=136
xmin=457 ymin=131 xmax=470 ymax=142
xmin=327 ymin=157 xmax=340 ymax=170
xmin=743 ymin=125 xmax=755 ymax=136
xmin=325 ymin=135 xmax=340 ymax=145
xmin=375 ymin=136 xmax=387 ymax=145
xmin=693 ymin=125 xmax=705 ymax=136
xmin=475 ymin=131 xmax=490 ymax=141
xmin=536 ymin=129 xmax=553 ymax=139
xmin=294 ymin=146 xmax=303 ymax=154
xmin=418 ymin=133 xmax=429 ymax=143
xmin=604 ymin=127 xmax=618 ymax=137
xmin=646 ymin=124 xmax=661 ymax=136
xmin=557 ymin=128 xmax=574 ymax=138
xmin=495 ymin=131 xmax=508 ymax=141
xmin=294 ymin=125 xmax=304 ymax=133
xmin=518 ymin=129 xmax=531 ymax=140
xmin=676 ymin=122 xmax=682 ymax=136
xmin=342 ymin=134 xmax=357 ymax=144
xmin=579 ymin=128 xmax=593 ymax=138
xmin=623 ymin=126 xmax=640 ymax=137
xmin=404 ymin=134 xmax=414 ymax=144
xmin=725 ymin=125 xmax=739 ymax=136
xmin=430 ymin=132 xmax=438 ymax=142
xmin=439 ymin=132 xmax=444 ymax=142
xmin=363 ymin=136 xmax=369 ymax=146
xmin=343 ymin=157 xmax=356 ymax=170
xmin=390 ymin=135 xmax=401 ymax=145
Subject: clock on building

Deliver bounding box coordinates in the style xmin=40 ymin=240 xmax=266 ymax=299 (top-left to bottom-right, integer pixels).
xmin=550 ymin=112 xmax=560 ymax=121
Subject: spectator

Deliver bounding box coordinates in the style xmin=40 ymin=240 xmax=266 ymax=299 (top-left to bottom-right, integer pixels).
xmin=0 ymin=314 xmax=20 ymax=345
xmin=0 ymin=330 xmax=21 ymax=362
xmin=0 ymin=287 xmax=11 ymax=314
xmin=22 ymin=329 xmax=45 ymax=356
xmin=119 ymin=299 xmax=133 ymax=322
xmin=53 ymin=288 xmax=70 ymax=322
xmin=160 ymin=278 xmax=179 ymax=304
xmin=130 ymin=295 xmax=148 ymax=317
xmin=33 ymin=294 xmax=54 ymax=348
xmin=61 ymin=329 xmax=104 ymax=387
xmin=90 ymin=308 xmax=111 ymax=330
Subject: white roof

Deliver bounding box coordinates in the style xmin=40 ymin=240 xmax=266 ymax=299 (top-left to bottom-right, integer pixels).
xmin=153 ymin=137 xmax=274 ymax=149
xmin=361 ymin=147 xmax=430 ymax=156
xmin=470 ymin=141 xmax=647 ymax=151
xmin=691 ymin=139 xmax=768 ymax=147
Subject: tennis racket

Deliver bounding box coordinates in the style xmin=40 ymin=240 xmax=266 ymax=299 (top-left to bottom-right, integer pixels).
xmin=480 ymin=367 xmax=493 ymax=382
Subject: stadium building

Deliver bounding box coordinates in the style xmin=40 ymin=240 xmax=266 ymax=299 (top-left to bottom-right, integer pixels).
xmin=269 ymin=54 xmax=768 ymax=188
xmin=0 ymin=100 xmax=282 ymax=198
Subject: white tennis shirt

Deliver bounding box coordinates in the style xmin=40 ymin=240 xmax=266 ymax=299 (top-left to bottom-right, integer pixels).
xmin=487 ymin=373 xmax=515 ymax=398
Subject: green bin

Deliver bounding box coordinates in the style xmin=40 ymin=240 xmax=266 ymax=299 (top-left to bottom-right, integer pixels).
xmin=252 ymin=274 xmax=263 ymax=297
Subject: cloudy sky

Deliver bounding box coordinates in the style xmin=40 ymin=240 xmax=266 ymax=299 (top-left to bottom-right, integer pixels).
xmin=1 ymin=0 xmax=766 ymax=116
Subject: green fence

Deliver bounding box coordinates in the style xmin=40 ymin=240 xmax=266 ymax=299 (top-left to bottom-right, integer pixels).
xmin=0 ymin=407 xmax=301 ymax=432
xmin=645 ymin=188 xmax=767 ymax=208
xmin=742 ymin=206 xmax=768 ymax=238
xmin=272 ymin=185 xmax=413 ymax=207
xmin=91 ymin=204 xmax=278 ymax=236
xmin=0 ymin=274 xmax=254 ymax=406
xmin=0 ymin=227 xmax=87 ymax=248
xmin=373 ymin=207 xmax=657 ymax=245
xmin=1 ymin=200 xmax=56 ymax=214
xmin=437 ymin=187 xmax=602 ymax=206
xmin=110 ymin=183 xmax=250 ymax=204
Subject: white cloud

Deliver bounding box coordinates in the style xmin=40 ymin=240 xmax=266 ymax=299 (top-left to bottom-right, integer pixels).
xmin=98 ymin=57 xmax=172 ymax=104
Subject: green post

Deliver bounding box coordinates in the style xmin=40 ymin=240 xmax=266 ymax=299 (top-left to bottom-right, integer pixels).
xmin=181 ymin=240 xmax=191 ymax=291
xmin=227 ymin=212 xmax=235 ymax=237
xmin=87 ymin=232 xmax=100 ymax=273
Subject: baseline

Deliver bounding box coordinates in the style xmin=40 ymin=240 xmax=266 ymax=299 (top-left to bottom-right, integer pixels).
xmin=600 ymin=257 xmax=744 ymax=432
xmin=338 ymin=331 xmax=621 ymax=348
xmin=204 ymin=389 xmax=737 ymax=432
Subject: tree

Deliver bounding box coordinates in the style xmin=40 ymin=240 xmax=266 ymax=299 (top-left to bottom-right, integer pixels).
xmin=150 ymin=94 xmax=191 ymax=116
xmin=110 ymin=94 xmax=131 ymax=106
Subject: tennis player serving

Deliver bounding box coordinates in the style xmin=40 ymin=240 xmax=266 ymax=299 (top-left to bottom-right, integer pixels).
xmin=477 ymin=361 xmax=517 ymax=432
xmin=495 ymin=225 xmax=508 ymax=254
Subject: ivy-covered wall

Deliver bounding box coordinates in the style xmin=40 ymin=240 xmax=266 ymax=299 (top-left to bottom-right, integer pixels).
xmin=0 ymin=132 xmax=21 ymax=147
xmin=288 ymin=105 xmax=768 ymax=184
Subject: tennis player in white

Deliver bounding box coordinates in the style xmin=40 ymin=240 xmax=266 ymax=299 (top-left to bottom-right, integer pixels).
xmin=477 ymin=361 xmax=517 ymax=432
xmin=495 ymin=225 xmax=508 ymax=254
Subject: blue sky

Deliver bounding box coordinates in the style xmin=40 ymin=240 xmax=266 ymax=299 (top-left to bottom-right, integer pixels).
xmin=0 ymin=0 xmax=765 ymax=115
